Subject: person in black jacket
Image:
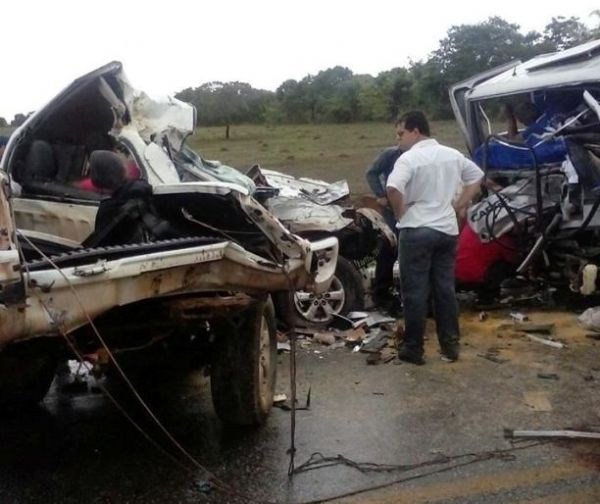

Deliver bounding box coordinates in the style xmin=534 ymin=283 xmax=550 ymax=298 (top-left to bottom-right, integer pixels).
xmin=365 ymin=145 xmax=403 ymax=314
xmin=87 ymin=150 xmax=168 ymax=246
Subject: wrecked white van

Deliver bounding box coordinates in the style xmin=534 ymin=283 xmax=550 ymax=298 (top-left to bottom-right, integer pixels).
xmin=450 ymin=39 xmax=600 ymax=301
xmin=0 ymin=62 xmax=338 ymax=425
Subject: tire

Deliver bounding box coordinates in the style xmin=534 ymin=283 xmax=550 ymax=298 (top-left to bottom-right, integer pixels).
xmin=210 ymin=297 xmax=277 ymax=427
xmin=0 ymin=339 xmax=60 ymax=411
xmin=275 ymin=256 xmax=365 ymax=327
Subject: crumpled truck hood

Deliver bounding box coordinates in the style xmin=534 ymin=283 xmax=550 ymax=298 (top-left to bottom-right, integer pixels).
xmin=253 ymin=167 xmax=350 ymax=205
xmin=266 ymin=196 xmax=354 ymax=233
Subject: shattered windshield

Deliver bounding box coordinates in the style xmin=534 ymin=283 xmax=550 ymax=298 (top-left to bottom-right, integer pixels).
xmin=173 ymin=145 xmax=256 ymax=193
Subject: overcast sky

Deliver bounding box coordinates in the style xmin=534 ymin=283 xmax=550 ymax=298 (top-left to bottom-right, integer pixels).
xmin=1 ymin=0 xmax=598 ymax=121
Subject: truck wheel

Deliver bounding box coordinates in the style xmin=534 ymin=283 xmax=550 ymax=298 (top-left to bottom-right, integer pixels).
xmin=210 ymin=298 xmax=277 ymax=427
xmin=275 ymin=256 xmax=365 ymax=327
xmin=0 ymin=339 xmax=60 ymax=411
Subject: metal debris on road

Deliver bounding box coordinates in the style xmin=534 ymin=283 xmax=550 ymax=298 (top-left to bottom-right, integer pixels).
xmin=524 ymin=333 xmax=565 ymax=349
xmin=504 ymin=428 xmax=600 ymax=440
xmin=365 ymin=312 xmax=397 ymax=327
xmin=274 ymin=394 xmax=287 ymax=403
xmin=360 ymin=328 xmax=391 ymax=353
xmin=510 ymin=311 xmax=529 ymax=322
xmin=277 ymin=342 xmax=291 ymax=353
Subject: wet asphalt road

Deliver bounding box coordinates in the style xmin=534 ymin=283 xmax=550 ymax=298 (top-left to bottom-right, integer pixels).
xmin=2 ymin=309 xmax=600 ymax=503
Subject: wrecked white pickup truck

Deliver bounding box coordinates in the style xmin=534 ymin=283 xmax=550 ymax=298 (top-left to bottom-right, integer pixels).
xmin=176 ymin=149 xmax=396 ymax=326
xmin=0 ymin=62 xmax=338 ymax=425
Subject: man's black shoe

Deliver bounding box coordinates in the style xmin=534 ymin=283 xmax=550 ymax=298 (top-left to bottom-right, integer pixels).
xmin=396 ymin=351 xmax=425 ymax=366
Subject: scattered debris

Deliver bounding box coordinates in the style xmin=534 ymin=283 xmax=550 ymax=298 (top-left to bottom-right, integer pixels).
xmin=504 ymin=428 xmax=600 ymax=440
xmin=537 ymin=373 xmax=559 ymax=380
xmin=360 ymin=328 xmax=390 ymax=353
xmin=510 ymin=311 xmax=529 ymax=322
xmin=477 ymin=347 xmax=509 ymax=364
xmin=277 ymin=342 xmax=291 ymax=353
xmin=330 ymin=314 xmax=366 ymax=331
xmin=524 ymin=333 xmax=565 ymax=349
xmin=365 ymin=312 xmax=397 ymax=327
xmin=346 ymin=311 xmax=369 ymax=320
xmin=273 ymin=388 xmax=311 ymax=411
xmin=343 ymin=326 xmax=366 ymax=344
xmin=478 ymin=311 xmax=488 ymax=322
xmin=314 ymin=332 xmax=336 ymax=346
xmin=273 ymin=394 xmax=287 ymax=403
xmin=380 ymin=347 xmax=397 ymax=364
xmin=497 ymin=323 xmax=555 ymax=334
xmin=578 ymin=307 xmax=600 ymax=332
xmin=523 ymin=391 xmax=553 ymax=412
xmin=586 ymin=333 xmax=600 ymax=340
xmin=364 ymin=347 xmax=397 ymax=365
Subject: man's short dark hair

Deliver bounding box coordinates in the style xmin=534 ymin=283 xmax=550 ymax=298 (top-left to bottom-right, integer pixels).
xmin=89 ymin=150 xmax=126 ymax=191
xmin=514 ymin=102 xmax=541 ymax=126
xmin=397 ymin=111 xmax=430 ymax=137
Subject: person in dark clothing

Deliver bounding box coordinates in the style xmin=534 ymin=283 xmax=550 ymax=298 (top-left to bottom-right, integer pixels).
xmin=86 ymin=151 xmax=170 ymax=247
xmin=365 ymin=145 xmax=403 ymax=313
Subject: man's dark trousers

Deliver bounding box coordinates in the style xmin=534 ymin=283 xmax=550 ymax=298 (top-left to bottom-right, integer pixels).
xmin=373 ymin=207 xmax=398 ymax=303
xmin=398 ymin=227 xmax=459 ymax=359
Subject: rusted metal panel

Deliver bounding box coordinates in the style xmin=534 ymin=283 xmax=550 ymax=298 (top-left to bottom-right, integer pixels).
xmin=168 ymin=293 xmax=255 ymax=320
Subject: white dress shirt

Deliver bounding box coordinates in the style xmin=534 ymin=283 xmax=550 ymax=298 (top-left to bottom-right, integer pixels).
xmin=386 ymin=138 xmax=483 ymax=236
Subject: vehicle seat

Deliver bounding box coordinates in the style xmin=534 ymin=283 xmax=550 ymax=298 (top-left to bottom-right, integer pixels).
xmin=22 ymin=140 xmax=57 ymax=183
xmin=20 ymin=140 xmax=104 ymax=201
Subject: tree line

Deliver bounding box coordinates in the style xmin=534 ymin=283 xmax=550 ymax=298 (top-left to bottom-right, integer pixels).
xmin=2 ymin=14 xmax=599 ymax=130
xmin=175 ymin=14 xmax=600 ymax=131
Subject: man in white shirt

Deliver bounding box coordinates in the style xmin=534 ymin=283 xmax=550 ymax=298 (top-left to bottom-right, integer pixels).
xmin=386 ymin=111 xmax=483 ymax=365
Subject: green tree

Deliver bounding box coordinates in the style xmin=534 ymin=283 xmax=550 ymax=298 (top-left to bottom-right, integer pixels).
xmin=543 ymin=16 xmax=590 ymax=50
xmin=0 ymin=117 xmax=7 ymax=128
xmin=431 ymin=17 xmax=541 ymax=84
xmin=276 ymin=79 xmax=311 ymax=123
xmin=175 ymin=82 xmax=274 ymax=137
xmin=310 ymin=66 xmax=354 ymax=122
xmin=409 ymin=59 xmax=451 ymax=118
xmin=418 ymin=17 xmax=543 ymax=118
xmin=375 ymin=68 xmax=415 ymax=120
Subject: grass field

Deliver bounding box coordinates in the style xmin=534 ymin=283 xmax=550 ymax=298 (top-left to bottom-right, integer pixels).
xmin=187 ymin=121 xmax=468 ymax=195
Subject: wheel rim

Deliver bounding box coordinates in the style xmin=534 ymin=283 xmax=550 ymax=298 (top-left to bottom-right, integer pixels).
xmin=258 ymin=314 xmax=272 ymax=408
xmin=293 ymin=275 xmax=345 ymax=324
